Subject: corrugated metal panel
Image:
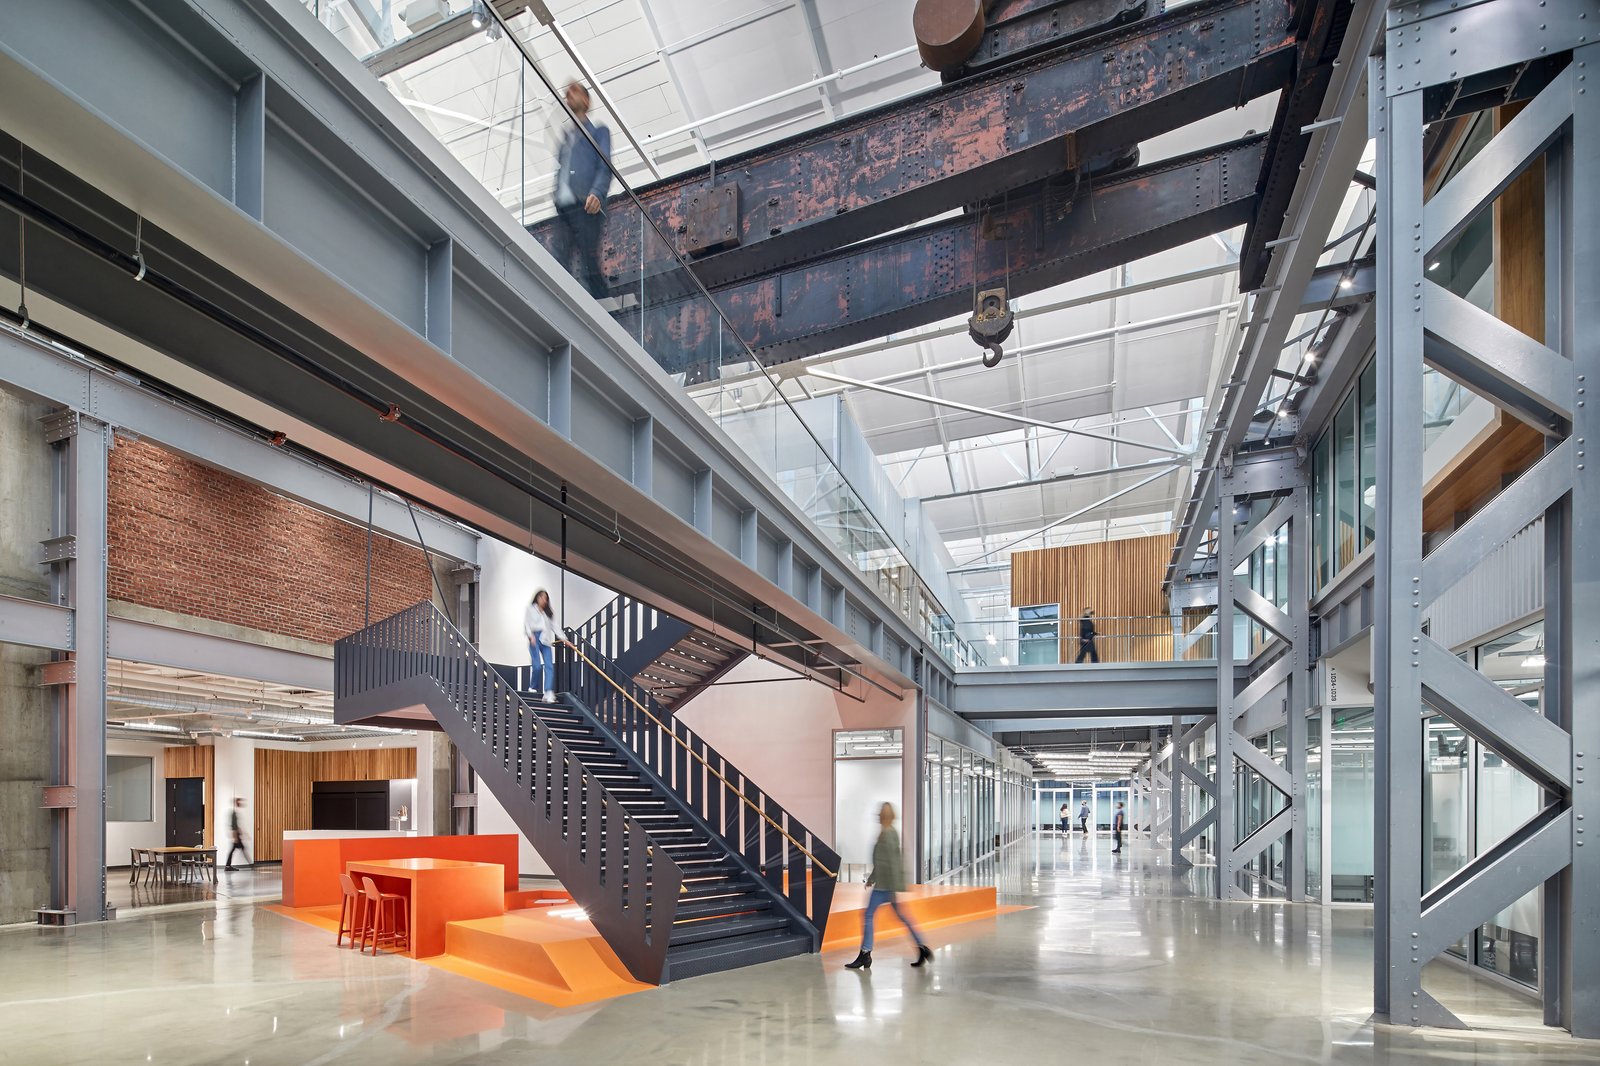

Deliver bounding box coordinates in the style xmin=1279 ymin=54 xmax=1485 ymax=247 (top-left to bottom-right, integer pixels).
xmin=1424 ymin=518 xmax=1544 ymax=651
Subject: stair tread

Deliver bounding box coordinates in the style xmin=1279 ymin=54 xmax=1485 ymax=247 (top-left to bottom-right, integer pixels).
xmin=669 ymin=913 xmax=792 ymax=945
xmin=674 ymin=895 xmax=771 ymax=920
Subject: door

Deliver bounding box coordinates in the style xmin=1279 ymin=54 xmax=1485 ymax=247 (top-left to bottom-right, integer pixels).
xmin=166 ymin=778 xmax=205 ymax=847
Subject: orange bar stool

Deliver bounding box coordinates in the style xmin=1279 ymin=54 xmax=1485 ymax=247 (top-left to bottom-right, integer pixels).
xmin=336 ymin=872 xmax=368 ymax=948
xmin=359 ymin=876 xmax=410 ymax=956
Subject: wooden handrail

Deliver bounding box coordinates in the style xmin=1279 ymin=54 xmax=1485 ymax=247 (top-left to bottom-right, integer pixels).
xmin=564 ymin=639 xmax=838 ymax=879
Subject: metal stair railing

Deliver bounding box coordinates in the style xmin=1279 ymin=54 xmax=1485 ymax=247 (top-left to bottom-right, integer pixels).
xmin=573 ymin=595 xmax=691 ymax=678
xmin=557 ymin=632 xmax=840 ymax=944
xmin=334 ymin=602 xmax=683 ymax=984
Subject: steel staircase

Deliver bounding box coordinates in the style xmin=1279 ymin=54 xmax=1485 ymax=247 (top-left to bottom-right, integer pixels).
xmin=335 ymin=602 xmax=839 ymax=985
xmin=575 ymin=596 xmax=747 ymax=713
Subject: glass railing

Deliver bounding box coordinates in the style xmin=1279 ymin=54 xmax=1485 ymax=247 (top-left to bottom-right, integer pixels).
xmin=952 ymin=615 xmax=1219 ymax=667
xmin=297 ymin=3 xmax=981 ymax=668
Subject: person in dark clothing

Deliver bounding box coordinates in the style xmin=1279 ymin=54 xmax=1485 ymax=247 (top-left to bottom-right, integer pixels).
xmin=225 ymin=797 xmax=250 ymax=870
xmin=552 ymin=81 xmax=612 ymax=299
xmin=1058 ymin=801 xmax=1070 ymax=834
xmin=1112 ymin=801 xmax=1126 ymax=853
xmin=1077 ymin=799 xmax=1090 ymax=833
xmin=1074 ymin=607 xmax=1100 ymax=663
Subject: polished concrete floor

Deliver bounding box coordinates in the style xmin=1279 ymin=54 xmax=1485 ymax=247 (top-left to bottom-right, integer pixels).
xmin=1 ymin=833 xmax=1595 ymax=1065
xmin=107 ymin=863 xmax=284 ymax=914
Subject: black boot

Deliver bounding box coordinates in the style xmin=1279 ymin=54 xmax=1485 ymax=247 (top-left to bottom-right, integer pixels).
xmin=911 ymin=944 xmax=933 ymax=968
xmin=845 ymin=950 xmax=872 ymax=970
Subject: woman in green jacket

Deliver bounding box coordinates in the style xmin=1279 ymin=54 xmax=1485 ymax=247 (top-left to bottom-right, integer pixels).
xmin=845 ymin=802 xmax=933 ymax=970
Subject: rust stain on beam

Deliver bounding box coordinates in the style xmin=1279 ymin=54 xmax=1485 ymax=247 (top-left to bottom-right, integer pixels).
xmin=623 ymin=136 xmax=1268 ymax=379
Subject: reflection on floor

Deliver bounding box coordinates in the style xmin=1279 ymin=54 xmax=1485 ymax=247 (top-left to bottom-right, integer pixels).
xmin=4 ymin=833 xmax=1592 ymax=1064
xmin=107 ymin=862 xmax=283 ymax=913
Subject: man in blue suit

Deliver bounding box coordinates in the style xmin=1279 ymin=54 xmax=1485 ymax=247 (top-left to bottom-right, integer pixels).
xmin=553 ymin=81 xmax=612 ymax=299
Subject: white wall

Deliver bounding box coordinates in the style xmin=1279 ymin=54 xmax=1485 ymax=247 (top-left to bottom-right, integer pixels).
xmin=477 ymin=538 xmax=616 ymax=667
xmin=473 ymin=538 xmax=619 ymax=877
xmin=676 ymin=657 xmax=919 ymax=873
xmin=104 ymin=738 xmax=167 ymax=866
xmin=835 ymin=758 xmax=903 ymax=868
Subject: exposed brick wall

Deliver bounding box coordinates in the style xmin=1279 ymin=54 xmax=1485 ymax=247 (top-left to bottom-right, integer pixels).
xmin=107 ymin=440 xmax=434 ymax=645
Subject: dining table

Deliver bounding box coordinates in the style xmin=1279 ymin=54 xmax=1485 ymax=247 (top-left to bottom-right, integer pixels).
xmin=145 ymin=846 xmax=219 ymax=884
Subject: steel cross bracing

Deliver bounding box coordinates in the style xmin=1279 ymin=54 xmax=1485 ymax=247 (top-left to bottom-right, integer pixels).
xmin=531 ymin=0 xmax=1304 ymax=291
xmin=622 ymin=137 xmax=1266 ymax=373
xmin=1210 ymin=452 xmax=1309 ymax=900
xmin=1371 ymin=0 xmax=1598 ymax=1035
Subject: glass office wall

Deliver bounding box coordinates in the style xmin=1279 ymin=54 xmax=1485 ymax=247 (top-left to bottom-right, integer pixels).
xmin=1306 ymin=712 xmax=1323 ymax=901
xmin=1329 ymin=708 xmax=1376 ymax=902
xmin=1018 ymin=604 xmax=1061 ymax=665
xmin=1311 ymin=360 xmax=1379 ymax=592
xmin=922 ymin=733 xmax=1029 ymax=881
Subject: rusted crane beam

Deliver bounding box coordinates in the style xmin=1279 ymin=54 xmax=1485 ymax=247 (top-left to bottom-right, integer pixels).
xmin=621 ymin=136 xmax=1268 ymax=380
xmin=533 ymin=0 xmax=1298 ymax=290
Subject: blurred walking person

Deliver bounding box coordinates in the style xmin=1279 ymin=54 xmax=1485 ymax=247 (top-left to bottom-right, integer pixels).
xmin=1112 ymin=801 xmax=1127 ymax=854
xmin=552 ymin=81 xmax=613 ymax=299
xmin=1077 ymin=798 xmax=1091 ymax=833
xmin=1074 ymin=607 xmax=1100 ymax=663
xmin=525 ymin=588 xmax=561 ymax=703
xmin=224 ymin=797 xmax=250 ymax=871
xmin=845 ymin=803 xmax=933 ymax=970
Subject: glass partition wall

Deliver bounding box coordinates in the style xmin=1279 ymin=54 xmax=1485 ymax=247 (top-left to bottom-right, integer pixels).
xmin=922 ymin=733 xmax=1029 ymax=881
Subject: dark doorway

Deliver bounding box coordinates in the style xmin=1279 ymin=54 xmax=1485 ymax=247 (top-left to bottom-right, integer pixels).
xmin=166 ymin=777 xmax=205 ymax=847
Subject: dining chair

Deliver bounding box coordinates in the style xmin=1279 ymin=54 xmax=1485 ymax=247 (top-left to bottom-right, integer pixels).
xmin=129 ymin=849 xmax=148 ymax=886
xmin=359 ymin=876 xmax=409 ymax=956
xmin=336 ymin=873 xmax=368 ymax=948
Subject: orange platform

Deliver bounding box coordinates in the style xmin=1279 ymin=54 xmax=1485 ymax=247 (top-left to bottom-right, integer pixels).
xmin=282 ymin=834 xmax=520 ymax=908
xmin=821 ymin=882 xmax=1010 ymax=952
xmin=269 ymin=870 xmax=1011 ymax=1007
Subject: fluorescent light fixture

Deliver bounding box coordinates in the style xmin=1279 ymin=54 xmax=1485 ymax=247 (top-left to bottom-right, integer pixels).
xmin=1521 ymin=654 xmax=1547 ymax=669
xmin=116 ymin=720 xmax=182 ymax=733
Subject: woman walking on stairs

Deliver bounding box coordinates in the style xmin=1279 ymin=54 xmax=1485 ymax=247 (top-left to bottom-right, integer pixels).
xmin=525 ymin=588 xmax=560 ymax=703
xmin=846 ymin=803 xmax=933 ymax=970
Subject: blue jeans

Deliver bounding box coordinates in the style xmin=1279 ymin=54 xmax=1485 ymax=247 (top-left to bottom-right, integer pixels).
xmin=529 ymin=640 xmax=554 ymax=693
xmin=861 ymin=888 xmax=924 ymax=952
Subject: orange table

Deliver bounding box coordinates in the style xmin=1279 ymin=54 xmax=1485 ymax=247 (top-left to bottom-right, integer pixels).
xmin=347 ymin=858 xmax=506 ymax=959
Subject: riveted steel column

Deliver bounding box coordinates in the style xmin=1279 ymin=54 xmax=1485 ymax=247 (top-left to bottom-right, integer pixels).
xmin=1371 ymin=49 xmax=1433 ymax=1025
xmin=44 ymin=411 xmax=108 ymax=923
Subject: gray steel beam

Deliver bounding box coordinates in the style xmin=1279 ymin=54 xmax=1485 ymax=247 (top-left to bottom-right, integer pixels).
xmin=45 ymin=412 xmax=108 ymax=924
xmin=0 ymin=593 xmax=73 ymax=652
xmin=1373 ymin=10 xmax=1597 ymax=1033
xmin=106 ymin=617 xmax=333 ymax=692
xmin=1560 ymin=37 xmax=1600 ymax=1039
xmin=1167 ymin=0 xmax=1383 ymax=588
xmin=952 ymin=662 xmax=1222 ymax=718
xmin=0 ymin=327 xmax=479 ymax=563
xmin=1372 ymin=54 xmax=1438 ymax=1026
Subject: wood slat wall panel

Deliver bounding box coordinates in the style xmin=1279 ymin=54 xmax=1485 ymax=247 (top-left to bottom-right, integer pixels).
xmin=162 ymin=746 xmax=215 ymax=846
xmin=252 ymin=747 xmax=418 ymax=862
xmin=1011 ymin=533 xmax=1176 ymax=663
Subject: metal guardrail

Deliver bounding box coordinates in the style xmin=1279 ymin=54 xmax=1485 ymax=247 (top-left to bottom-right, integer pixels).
xmin=559 ymin=632 xmax=840 ymax=939
xmin=334 ymin=602 xmax=682 ymax=984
